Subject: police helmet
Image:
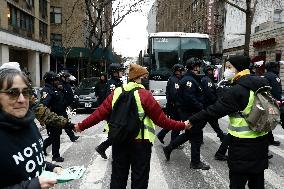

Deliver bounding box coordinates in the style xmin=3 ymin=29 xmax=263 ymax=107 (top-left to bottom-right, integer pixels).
xmin=43 ymin=71 xmax=59 ymax=83
xmin=265 ymin=61 xmax=280 ymax=71
xmin=185 ymin=57 xmax=202 ymax=70
xmin=108 ymin=63 xmax=124 ymax=74
xmin=203 ymin=65 xmax=214 ymax=74
xmin=172 ymin=64 xmax=185 ymax=73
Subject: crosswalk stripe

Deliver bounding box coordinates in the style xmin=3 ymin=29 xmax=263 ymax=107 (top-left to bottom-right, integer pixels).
xmin=204 ymin=132 xmax=284 ymax=189
xmin=148 ymin=147 xmax=169 ymax=189
xmin=79 ymin=134 xmax=110 ymax=189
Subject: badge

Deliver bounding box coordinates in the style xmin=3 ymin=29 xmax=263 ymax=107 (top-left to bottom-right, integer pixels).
xmin=208 ymin=82 xmax=213 ymax=88
xmin=276 ymin=78 xmax=281 ymax=83
xmin=186 ymin=81 xmax=192 ymax=88
xmin=175 ymin=83 xmax=179 ymax=89
xmin=110 ymin=84 xmax=116 ymax=91
xmin=42 ymin=92 xmax=48 ymax=99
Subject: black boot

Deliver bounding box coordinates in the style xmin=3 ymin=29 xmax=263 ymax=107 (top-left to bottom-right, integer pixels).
xmin=71 ymin=136 xmax=80 ymax=142
xmin=95 ymin=146 xmax=107 ymax=159
xmin=214 ymin=152 xmax=228 ymax=161
xmin=190 ymin=162 xmax=210 ymax=170
xmin=52 ymin=156 xmax=64 ymax=162
xmin=163 ymin=146 xmax=172 ymax=161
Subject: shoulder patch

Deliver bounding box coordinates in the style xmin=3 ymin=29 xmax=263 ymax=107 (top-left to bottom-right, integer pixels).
xmin=276 ymin=77 xmax=281 ymax=83
xmin=208 ymin=82 xmax=213 ymax=88
xmin=175 ymin=83 xmax=179 ymax=89
xmin=110 ymin=84 xmax=116 ymax=91
xmin=186 ymin=81 xmax=192 ymax=88
xmin=41 ymin=92 xmax=48 ymax=99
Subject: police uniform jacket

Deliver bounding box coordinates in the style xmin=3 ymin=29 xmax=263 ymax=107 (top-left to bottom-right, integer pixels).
xmin=201 ymin=75 xmax=217 ymax=107
xmin=263 ymin=71 xmax=282 ymax=101
xmin=166 ymin=75 xmax=180 ymax=105
xmin=189 ymin=74 xmax=269 ymax=173
xmin=41 ymin=83 xmax=66 ymax=116
xmin=61 ymin=81 xmax=74 ymax=107
xmin=103 ymin=77 xmax=123 ymax=99
xmin=176 ymin=71 xmax=203 ymax=114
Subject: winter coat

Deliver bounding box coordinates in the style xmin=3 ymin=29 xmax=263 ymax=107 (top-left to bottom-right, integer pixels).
xmin=189 ymin=73 xmax=269 ymax=173
xmin=263 ymin=71 xmax=282 ymax=101
xmin=0 ymin=110 xmax=58 ymax=188
xmin=200 ymin=75 xmax=217 ymax=107
xmin=78 ymin=82 xmax=185 ymax=132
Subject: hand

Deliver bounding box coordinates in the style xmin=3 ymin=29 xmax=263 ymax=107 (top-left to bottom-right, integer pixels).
xmin=38 ymin=176 xmax=57 ymax=189
xmin=184 ymin=120 xmax=192 ymax=130
xmin=74 ymin=124 xmax=82 ymax=133
xmin=53 ymin=166 xmax=64 ymax=174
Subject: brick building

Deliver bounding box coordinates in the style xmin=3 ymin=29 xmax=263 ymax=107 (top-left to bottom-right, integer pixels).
xmin=0 ymin=0 xmax=50 ymax=86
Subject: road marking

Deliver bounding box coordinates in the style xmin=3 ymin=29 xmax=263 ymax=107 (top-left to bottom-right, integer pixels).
xmin=148 ymin=147 xmax=169 ymax=189
xmin=79 ymin=134 xmax=110 ymax=189
xmin=204 ymin=132 xmax=284 ymax=189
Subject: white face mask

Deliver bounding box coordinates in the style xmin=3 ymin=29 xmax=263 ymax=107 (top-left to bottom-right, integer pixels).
xmin=223 ymin=69 xmax=236 ymax=80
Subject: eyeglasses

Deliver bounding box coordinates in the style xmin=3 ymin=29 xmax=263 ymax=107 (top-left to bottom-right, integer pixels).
xmin=0 ymin=88 xmax=32 ymax=100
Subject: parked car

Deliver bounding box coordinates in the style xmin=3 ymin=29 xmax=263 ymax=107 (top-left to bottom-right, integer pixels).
xmin=73 ymin=77 xmax=100 ymax=111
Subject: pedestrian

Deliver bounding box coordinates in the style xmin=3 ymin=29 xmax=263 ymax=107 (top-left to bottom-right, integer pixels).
xmin=74 ymin=63 xmax=189 ymax=188
xmin=157 ymin=64 xmax=184 ymax=144
xmin=58 ymin=70 xmax=79 ymax=142
xmin=201 ymin=65 xmax=225 ymax=142
xmin=263 ymin=61 xmax=282 ymax=146
xmin=41 ymin=72 xmax=65 ymax=162
xmin=187 ymin=55 xmax=269 ymax=189
xmin=163 ymin=58 xmax=210 ymax=170
xmin=0 ymin=66 xmax=62 ymax=188
xmin=95 ymin=72 xmax=108 ymax=106
xmin=95 ymin=63 xmax=125 ymax=159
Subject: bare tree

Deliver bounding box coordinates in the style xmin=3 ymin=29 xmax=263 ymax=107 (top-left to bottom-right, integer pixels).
xmin=83 ymin=0 xmax=151 ymax=77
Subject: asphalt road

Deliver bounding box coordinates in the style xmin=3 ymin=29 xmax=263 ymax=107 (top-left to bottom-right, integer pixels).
xmin=41 ymin=114 xmax=284 ymax=189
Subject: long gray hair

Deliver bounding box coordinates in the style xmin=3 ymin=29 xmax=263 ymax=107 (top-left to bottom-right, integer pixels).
xmin=0 ymin=68 xmax=30 ymax=90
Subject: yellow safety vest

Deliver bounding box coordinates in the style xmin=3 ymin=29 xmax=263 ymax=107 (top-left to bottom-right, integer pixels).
xmin=105 ymin=82 xmax=156 ymax=143
xmin=228 ymin=90 xmax=267 ymax=138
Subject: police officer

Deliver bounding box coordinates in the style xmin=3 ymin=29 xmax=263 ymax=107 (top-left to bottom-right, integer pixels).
xmin=163 ymin=58 xmax=210 ymax=170
xmin=95 ymin=63 xmax=124 ymax=159
xmin=95 ymin=72 xmax=108 ymax=106
xmin=42 ymin=72 xmax=65 ymax=162
xmin=58 ymin=70 xmax=79 ymax=142
xmin=157 ymin=64 xmax=184 ymax=144
xmin=201 ymin=65 xmax=225 ymax=142
xmin=264 ymin=61 xmax=281 ymax=146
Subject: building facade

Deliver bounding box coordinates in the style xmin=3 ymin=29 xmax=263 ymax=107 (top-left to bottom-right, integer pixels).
xmin=0 ymin=0 xmax=51 ymax=86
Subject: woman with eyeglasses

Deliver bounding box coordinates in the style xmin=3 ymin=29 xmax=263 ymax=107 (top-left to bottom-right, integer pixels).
xmin=0 ymin=68 xmax=60 ymax=189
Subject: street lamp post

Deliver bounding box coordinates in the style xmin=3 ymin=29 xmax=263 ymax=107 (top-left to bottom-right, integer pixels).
xmin=78 ymin=52 xmax=82 ymax=84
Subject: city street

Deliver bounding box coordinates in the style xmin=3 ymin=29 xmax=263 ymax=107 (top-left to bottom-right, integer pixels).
xmin=42 ymin=113 xmax=284 ymax=189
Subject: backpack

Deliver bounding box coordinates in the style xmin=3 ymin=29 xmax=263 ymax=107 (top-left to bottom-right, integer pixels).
xmin=243 ymin=86 xmax=281 ymax=132
xmin=108 ymin=86 xmax=145 ymax=143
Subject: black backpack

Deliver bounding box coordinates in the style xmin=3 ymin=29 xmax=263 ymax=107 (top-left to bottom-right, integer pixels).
xmin=108 ymin=86 xmax=145 ymax=143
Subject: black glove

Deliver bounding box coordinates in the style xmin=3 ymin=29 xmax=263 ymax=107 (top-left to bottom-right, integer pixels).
xmin=65 ymin=121 xmax=75 ymax=130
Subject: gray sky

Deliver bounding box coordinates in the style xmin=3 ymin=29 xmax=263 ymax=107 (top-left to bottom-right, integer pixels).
xmin=113 ymin=1 xmax=154 ymax=58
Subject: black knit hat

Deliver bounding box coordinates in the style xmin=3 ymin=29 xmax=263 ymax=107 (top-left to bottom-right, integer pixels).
xmin=227 ymin=55 xmax=250 ymax=71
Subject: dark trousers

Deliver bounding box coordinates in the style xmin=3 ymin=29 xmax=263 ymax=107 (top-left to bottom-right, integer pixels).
xmin=98 ymin=138 xmax=112 ymax=151
xmin=64 ymin=127 xmax=76 ymax=140
xmin=157 ymin=129 xmax=180 ymax=142
xmin=208 ymin=119 xmax=224 ymax=140
xmin=216 ymin=134 xmax=232 ymax=155
xmin=168 ymin=128 xmax=204 ymax=164
xmin=43 ymin=126 xmax=62 ymax=158
xmin=110 ymin=141 xmax=152 ymax=189
xmin=267 ymin=131 xmax=276 ymax=143
xmin=229 ymin=171 xmax=264 ymax=189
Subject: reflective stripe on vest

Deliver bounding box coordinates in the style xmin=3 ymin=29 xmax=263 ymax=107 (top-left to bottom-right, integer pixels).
xmin=106 ymin=82 xmax=156 ymax=143
xmin=228 ymin=90 xmax=267 ymax=138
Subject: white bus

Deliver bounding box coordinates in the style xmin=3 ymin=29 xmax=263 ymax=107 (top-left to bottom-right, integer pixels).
xmin=143 ymin=32 xmax=211 ymax=108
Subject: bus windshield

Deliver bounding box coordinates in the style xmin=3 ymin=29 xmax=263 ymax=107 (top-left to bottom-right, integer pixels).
xmin=150 ymin=36 xmax=210 ymax=80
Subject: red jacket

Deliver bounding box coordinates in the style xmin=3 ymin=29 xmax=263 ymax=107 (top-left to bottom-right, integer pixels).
xmin=78 ymin=88 xmax=185 ymax=131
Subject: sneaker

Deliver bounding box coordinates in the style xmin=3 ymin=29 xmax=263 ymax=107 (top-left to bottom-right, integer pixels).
xmin=190 ymin=162 xmax=210 ymax=170
xmin=71 ymin=136 xmax=80 ymax=142
xmin=270 ymin=141 xmax=280 ymax=146
xmin=157 ymin=135 xmax=165 ymax=144
xmin=95 ymin=146 xmax=107 ymax=159
xmin=163 ymin=146 xmax=172 ymax=161
xmin=52 ymin=157 xmax=64 ymax=162
xmin=214 ymin=153 xmax=228 ymax=161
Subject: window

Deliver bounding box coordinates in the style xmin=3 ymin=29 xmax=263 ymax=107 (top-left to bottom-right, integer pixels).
xmin=51 ymin=33 xmax=62 ymax=45
xmin=39 ymin=21 xmax=47 ymax=39
xmin=50 ymin=7 xmax=62 ymax=24
xmin=10 ymin=6 xmax=18 ymax=27
xmin=26 ymin=0 xmax=34 ymax=7
xmin=20 ymin=12 xmax=26 ymax=30
xmin=39 ymin=0 xmax=47 ymax=18
xmin=273 ymin=9 xmax=282 ymax=22
xmin=276 ymin=50 xmax=282 ymax=61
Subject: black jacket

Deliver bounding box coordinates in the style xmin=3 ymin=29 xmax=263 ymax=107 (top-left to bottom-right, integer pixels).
xmin=263 ymin=71 xmax=282 ymax=101
xmin=61 ymin=81 xmax=74 ymax=107
xmin=95 ymin=80 xmax=107 ymax=104
xmin=0 ymin=110 xmax=58 ymax=188
xmin=103 ymin=77 xmax=123 ymax=99
xmin=189 ymin=74 xmax=269 ymax=173
xmin=166 ymin=75 xmax=180 ymax=104
xmin=201 ymin=75 xmax=217 ymax=107
xmin=176 ymin=71 xmax=203 ymax=114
